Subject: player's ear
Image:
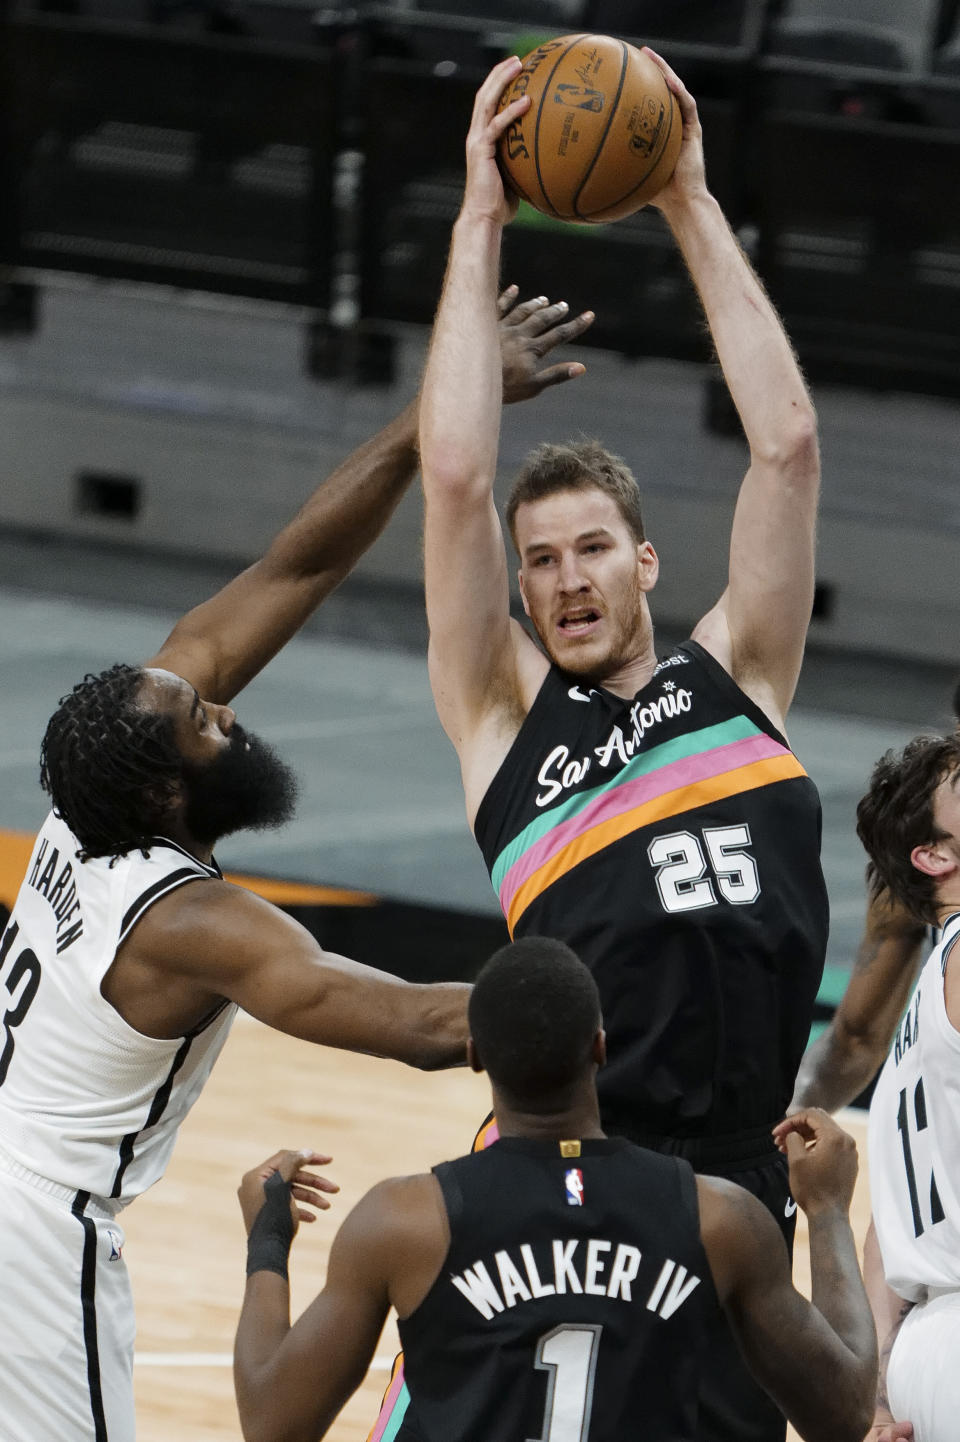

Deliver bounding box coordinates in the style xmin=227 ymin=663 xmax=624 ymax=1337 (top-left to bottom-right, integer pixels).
xmin=592 ymin=1028 xmax=606 ymax=1069
xmin=637 ymin=541 xmax=659 ymax=593
xmin=518 ymin=569 xmax=531 ymax=617
xmin=911 ymin=840 xmax=957 ymax=880
xmin=466 ymin=1037 xmax=485 ymax=1074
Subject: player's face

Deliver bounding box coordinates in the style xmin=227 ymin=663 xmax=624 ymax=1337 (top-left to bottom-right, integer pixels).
xmin=515 ymin=488 xmax=658 ymax=681
xmin=138 ymin=669 xmax=297 ymax=842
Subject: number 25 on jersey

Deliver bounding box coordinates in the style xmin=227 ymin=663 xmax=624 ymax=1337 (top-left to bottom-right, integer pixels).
xmin=647 ymin=824 xmax=761 ymax=915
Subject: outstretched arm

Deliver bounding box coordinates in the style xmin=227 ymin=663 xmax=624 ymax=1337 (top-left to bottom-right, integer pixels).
xmin=790 ymin=894 xmax=926 ymax=1113
xmin=119 ymin=881 xmax=469 ymax=1070
xmin=646 ymin=50 xmax=819 ymax=730
xmin=148 ymin=284 xmax=591 ymax=707
xmin=703 ymin=1110 xmax=876 ymax=1442
xmin=147 ymin=403 xmax=421 ymax=703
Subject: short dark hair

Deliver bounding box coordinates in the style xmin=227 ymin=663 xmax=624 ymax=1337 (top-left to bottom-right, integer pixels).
xmin=505 ymin=439 xmax=645 ymax=553
xmin=856 ymin=734 xmax=960 ymax=924
xmin=40 ymin=663 xmax=183 ymax=861
xmin=468 ymin=937 xmax=601 ymax=1099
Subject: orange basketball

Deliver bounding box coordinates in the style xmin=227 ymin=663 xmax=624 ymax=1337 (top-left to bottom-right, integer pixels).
xmin=497 ymin=34 xmax=682 ymax=224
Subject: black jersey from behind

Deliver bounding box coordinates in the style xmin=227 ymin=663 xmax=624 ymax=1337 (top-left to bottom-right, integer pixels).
xmin=399 ymin=1137 xmax=716 ymax=1442
xmin=474 ymin=642 xmax=829 ymax=1143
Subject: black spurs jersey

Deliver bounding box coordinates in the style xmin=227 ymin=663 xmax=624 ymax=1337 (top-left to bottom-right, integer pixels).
xmin=399 ymin=1137 xmax=715 ymax=1442
xmin=474 ymin=643 xmax=829 ymax=1142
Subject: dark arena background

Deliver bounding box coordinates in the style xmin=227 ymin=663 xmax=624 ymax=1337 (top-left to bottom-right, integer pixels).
xmin=0 ymin=1 xmax=958 ymax=1437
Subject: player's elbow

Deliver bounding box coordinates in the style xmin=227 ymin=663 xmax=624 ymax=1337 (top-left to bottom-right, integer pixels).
xmin=753 ymin=406 xmax=819 ymax=482
xmin=813 ymin=1389 xmax=875 ymax=1442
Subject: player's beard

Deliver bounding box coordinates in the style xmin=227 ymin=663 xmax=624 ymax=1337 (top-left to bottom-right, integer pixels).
xmin=532 ymin=570 xmax=650 ymax=684
xmin=181 ymin=724 xmax=298 ymax=845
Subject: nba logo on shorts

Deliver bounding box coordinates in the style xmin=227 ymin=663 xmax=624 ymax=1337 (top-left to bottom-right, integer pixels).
xmin=106 ymin=1229 xmax=123 ymax=1261
xmin=565 ymin=1168 xmax=584 ymax=1206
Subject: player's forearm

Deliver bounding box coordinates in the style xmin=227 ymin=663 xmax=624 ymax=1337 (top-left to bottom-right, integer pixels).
xmin=790 ymin=1024 xmax=881 ymax=1114
xmin=663 ymin=192 xmax=816 ymax=463
xmin=807 ymin=1206 xmax=879 ymax=1382
xmin=420 ymin=214 xmax=504 ymax=500
xmin=261 ymin=400 xmax=420 ymax=587
xmin=398 ymin=980 xmax=472 ymax=1070
xmin=234 ymin=1274 xmax=294 ymax=1442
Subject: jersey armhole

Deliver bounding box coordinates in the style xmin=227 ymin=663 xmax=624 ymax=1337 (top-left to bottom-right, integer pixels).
xmin=680 ymin=640 xmax=791 ymax=750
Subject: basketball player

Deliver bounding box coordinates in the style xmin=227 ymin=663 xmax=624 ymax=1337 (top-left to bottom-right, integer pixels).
xmin=852 ymin=732 xmax=960 ymax=1440
xmin=235 ymin=938 xmax=877 ymax=1442
xmin=790 ymin=679 xmax=960 ymax=1115
xmin=402 ymin=47 xmax=826 ymax=1442
xmin=0 ymin=294 xmax=590 ymax=1442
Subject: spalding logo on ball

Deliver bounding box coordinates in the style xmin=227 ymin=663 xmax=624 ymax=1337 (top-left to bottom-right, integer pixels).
xmin=497 ymin=35 xmax=682 ymax=223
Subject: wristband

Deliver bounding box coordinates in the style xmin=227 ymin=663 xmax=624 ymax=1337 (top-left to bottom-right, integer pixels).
xmin=246 ymin=1171 xmax=295 ymax=1280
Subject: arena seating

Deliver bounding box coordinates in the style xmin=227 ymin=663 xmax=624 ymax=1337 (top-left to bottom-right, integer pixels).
xmin=2 ymin=0 xmax=960 ymax=396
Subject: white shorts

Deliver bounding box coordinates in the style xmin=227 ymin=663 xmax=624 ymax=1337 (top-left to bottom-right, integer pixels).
xmin=0 ymin=1147 xmax=135 ymax=1442
xmin=887 ymin=1290 xmax=960 ymax=1442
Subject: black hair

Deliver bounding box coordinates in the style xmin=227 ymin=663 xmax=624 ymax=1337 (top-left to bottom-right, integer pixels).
xmin=856 ymin=733 xmax=960 ymax=924
xmin=39 ymin=663 xmax=183 ymax=861
xmin=468 ymin=936 xmax=601 ymax=1099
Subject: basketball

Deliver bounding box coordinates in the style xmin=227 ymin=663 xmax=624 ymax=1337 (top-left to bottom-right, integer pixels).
xmin=497 ymin=35 xmax=683 ymax=224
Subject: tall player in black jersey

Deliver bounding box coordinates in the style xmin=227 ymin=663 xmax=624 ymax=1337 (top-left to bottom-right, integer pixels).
xmin=407 ymin=49 xmax=826 ymax=1442
xmin=235 ymin=939 xmax=876 ymax=1442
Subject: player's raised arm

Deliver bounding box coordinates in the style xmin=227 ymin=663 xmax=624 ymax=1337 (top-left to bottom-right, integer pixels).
xmin=701 ymin=1109 xmax=876 ymax=1442
xmin=790 ymin=893 xmax=926 ymax=1113
xmin=147 ymin=402 xmax=422 ymax=704
xmin=419 ymin=61 xmax=590 ymax=790
xmin=147 ymin=281 xmax=591 ymax=708
xmin=645 ymin=50 xmax=819 ymax=732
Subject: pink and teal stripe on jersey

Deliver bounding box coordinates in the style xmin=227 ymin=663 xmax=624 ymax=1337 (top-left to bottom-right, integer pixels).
xmin=491 ymin=716 xmax=807 ymax=935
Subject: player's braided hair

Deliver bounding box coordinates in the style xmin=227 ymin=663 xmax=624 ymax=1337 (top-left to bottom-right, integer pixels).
xmin=469 ymin=937 xmax=601 ymax=1101
xmin=39 ymin=663 xmax=184 ymax=862
xmin=856 ymin=733 xmax=960 ymax=925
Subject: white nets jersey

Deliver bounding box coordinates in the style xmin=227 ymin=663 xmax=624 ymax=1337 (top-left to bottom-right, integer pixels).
xmin=0 ymin=810 xmax=236 ymax=1206
xmin=869 ymin=911 xmax=960 ymax=1302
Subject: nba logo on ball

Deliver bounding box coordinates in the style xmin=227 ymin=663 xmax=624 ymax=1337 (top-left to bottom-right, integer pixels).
xmin=565 ymin=1168 xmax=585 ymax=1205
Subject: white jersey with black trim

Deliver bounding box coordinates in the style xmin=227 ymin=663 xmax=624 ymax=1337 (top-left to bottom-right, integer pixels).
xmin=0 ymin=810 xmax=236 ymax=1205
xmin=869 ymin=912 xmax=960 ymax=1302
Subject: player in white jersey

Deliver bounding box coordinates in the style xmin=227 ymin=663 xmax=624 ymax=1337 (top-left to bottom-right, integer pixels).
xmin=0 ymin=295 xmax=592 ymax=1442
xmin=856 ymin=731 xmax=960 ymax=1442
xmin=790 ymin=680 xmax=959 ymax=1117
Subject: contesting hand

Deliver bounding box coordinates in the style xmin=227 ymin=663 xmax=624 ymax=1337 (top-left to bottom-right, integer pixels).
xmin=642 ymin=47 xmax=708 ymax=216
xmin=461 ymin=55 xmax=530 ymax=227
xmin=772 ymin=1107 xmax=859 ymax=1217
xmin=498 ymin=287 xmax=594 ymax=402
xmin=238 ymin=1148 xmax=338 ymax=1238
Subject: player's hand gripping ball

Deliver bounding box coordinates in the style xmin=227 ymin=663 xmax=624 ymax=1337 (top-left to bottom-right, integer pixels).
xmin=496 ymin=35 xmax=682 ymax=223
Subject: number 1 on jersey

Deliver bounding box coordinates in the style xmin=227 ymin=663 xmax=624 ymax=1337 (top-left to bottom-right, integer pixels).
xmin=528 ymin=1323 xmax=602 ymax=1442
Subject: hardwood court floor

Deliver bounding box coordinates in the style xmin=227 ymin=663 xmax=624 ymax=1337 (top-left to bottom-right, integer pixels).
xmin=128 ymin=1014 xmax=872 ymax=1442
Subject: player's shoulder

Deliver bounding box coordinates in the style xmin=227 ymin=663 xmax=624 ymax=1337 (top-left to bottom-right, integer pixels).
xmin=347 ymin=1172 xmax=445 ymax=1247
xmin=124 ymin=871 xmax=301 ymax=963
